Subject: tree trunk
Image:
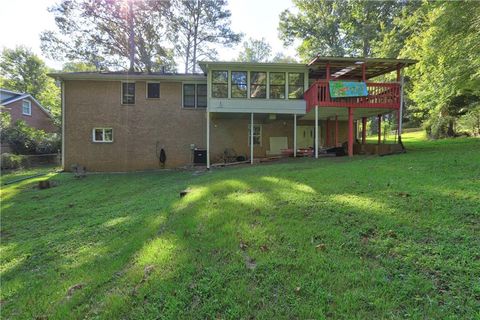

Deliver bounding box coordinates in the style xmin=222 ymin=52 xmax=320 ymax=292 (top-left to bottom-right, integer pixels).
xmin=128 ymin=0 xmax=135 ymax=72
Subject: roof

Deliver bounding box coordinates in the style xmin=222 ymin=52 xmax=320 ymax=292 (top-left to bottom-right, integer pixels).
xmin=198 ymin=61 xmax=307 ymax=73
xmin=308 ymin=56 xmax=418 ymax=80
xmin=0 ymin=88 xmax=53 ymax=118
xmin=48 ymin=71 xmax=206 ymax=81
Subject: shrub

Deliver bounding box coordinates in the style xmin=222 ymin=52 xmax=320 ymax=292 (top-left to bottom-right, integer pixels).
xmin=0 ymin=120 xmax=60 ymax=154
xmin=0 ymin=153 xmax=27 ymax=170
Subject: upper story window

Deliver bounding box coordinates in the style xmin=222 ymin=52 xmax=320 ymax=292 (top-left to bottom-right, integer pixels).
xmin=270 ymin=72 xmax=286 ymax=99
xmin=231 ymin=71 xmax=247 ymax=98
xmin=92 ymin=128 xmax=113 ymax=143
xmin=146 ymin=82 xmax=160 ymax=99
xmin=288 ymin=73 xmax=304 ymax=99
xmin=122 ymin=82 xmax=135 ymax=104
xmin=22 ymin=100 xmax=32 ymax=115
xmin=250 ymin=72 xmax=267 ymax=99
xmin=212 ymin=71 xmax=228 ymax=98
xmin=183 ymin=84 xmax=207 ymax=108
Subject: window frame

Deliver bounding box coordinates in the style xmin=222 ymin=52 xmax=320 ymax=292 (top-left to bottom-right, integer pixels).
xmin=287 ymin=72 xmax=305 ymax=100
xmin=230 ymin=71 xmax=248 ymax=99
xmin=121 ymin=81 xmax=136 ymax=105
xmin=146 ymin=82 xmax=160 ymax=99
xmin=248 ymin=124 xmax=262 ymax=146
xmin=182 ymin=83 xmax=207 ymax=109
xmin=196 ymin=84 xmax=207 ymax=108
xmin=250 ymin=71 xmax=267 ymax=99
xmin=22 ymin=99 xmax=32 ymax=115
xmin=269 ymin=72 xmax=287 ymax=100
xmin=211 ymin=70 xmax=228 ymax=98
xmin=92 ymin=128 xmax=114 ymax=143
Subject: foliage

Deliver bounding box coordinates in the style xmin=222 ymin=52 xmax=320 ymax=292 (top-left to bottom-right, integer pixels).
xmin=1 ymin=134 xmax=480 ymax=318
xmin=0 ymin=46 xmax=61 ymax=120
xmin=271 ymin=53 xmax=298 ymax=63
xmin=169 ymin=0 xmax=242 ymax=73
xmin=1 ymin=120 xmax=60 ymax=155
xmin=41 ymin=0 xmax=176 ymax=72
xmin=0 ymin=153 xmax=27 ymax=170
xmin=62 ymin=61 xmax=98 ymax=72
xmin=236 ymin=38 xmax=272 ymax=63
xmin=458 ymin=106 xmax=480 ymax=136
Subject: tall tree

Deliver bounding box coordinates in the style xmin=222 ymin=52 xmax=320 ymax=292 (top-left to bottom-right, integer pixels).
xmin=169 ymin=0 xmax=242 ymax=73
xmin=236 ymin=38 xmax=272 ymax=62
xmin=41 ymin=0 xmax=175 ymax=72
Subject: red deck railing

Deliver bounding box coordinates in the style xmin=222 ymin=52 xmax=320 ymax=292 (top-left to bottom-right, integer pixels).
xmin=305 ymin=80 xmax=401 ymax=113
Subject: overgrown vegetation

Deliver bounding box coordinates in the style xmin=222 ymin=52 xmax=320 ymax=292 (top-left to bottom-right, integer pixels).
xmin=1 ymin=133 xmax=479 ymax=319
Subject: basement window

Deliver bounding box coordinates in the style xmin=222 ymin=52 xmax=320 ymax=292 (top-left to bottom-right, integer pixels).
xmin=146 ymin=82 xmax=160 ymax=99
xmin=92 ymin=128 xmax=113 ymax=143
xmin=121 ymin=82 xmax=135 ymax=104
xmin=248 ymin=124 xmax=262 ymax=146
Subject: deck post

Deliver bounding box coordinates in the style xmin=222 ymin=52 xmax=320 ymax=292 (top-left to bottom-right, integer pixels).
xmin=250 ymin=112 xmax=254 ymax=164
xmin=206 ymin=111 xmax=210 ymax=169
xmin=315 ymin=106 xmax=319 ymax=159
xmin=361 ymin=117 xmax=367 ymax=144
xmin=326 ymin=117 xmax=330 ymax=147
xmin=398 ymin=75 xmax=404 ymax=144
xmin=335 ymin=115 xmax=338 ymax=147
xmin=293 ymin=113 xmax=297 ymax=157
xmin=377 ymin=114 xmax=382 ymax=144
xmin=348 ymin=107 xmax=354 ymax=157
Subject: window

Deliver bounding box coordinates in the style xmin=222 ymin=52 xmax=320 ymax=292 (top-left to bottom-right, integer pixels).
xmin=183 ymin=84 xmax=207 ymax=108
xmin=250 ymin=72 xmax=267 ymax=99
xmin=122 ymin=82 xmax=135 ymax=104
xmin=212 ymin=71 xmax=228 ymax=98
xmin=196 ymin=84 xmax=207 ymax=108
xmin=288 ymin=73 xmax=304 ymax=99
xmin=92 ymin=128 xmax=113 ymax=143
xmin=22 ymin=100 xmax=31 ymax=115
xmin=231 ymin=71 xmax=247 ymax=98
xmin=147 ymin=82 xmax=160 ymax=99
xmin=248 ymin=124 xmax=262 ymax=146
xmin=270 ymin=72 xmax=286 ymax=99
xmin=183 ymin=84 xmax=196 ymax=108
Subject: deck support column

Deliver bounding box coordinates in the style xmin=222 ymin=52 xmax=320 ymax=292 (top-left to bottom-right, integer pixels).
xmin=348 ymin=107 xmax=354 ymax=157
xmin=206 ymin=111 xmax=210 ymax=169
xmin=250 ymin=112 xmax=254 ymax=164
xmin=361 ymin=117 xmax=367 ymax=144
xmin=326 ymin=117 xmax=330 ymax=147
xmin=398 ymin=75 xmax=404 ymax=144
xmin=377 ymin=114 xmax=382 ymax=144
xmin=293 ymin=114 xmax=297 ymax=157
xmin=315 ymin=106 xmax=319 ymax=159
xmin=335 ymin=115 xmax=338 ymax=147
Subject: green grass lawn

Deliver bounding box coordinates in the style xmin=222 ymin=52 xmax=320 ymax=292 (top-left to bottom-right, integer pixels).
xmin=1 ymin=132 xmax=479 ymax=319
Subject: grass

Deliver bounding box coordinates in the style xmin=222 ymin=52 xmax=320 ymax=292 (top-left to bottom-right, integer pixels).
xmin=0 ymin=165 xmax=60 ymax=185
xmin=1 ymin=132 xmax=479 ymax=319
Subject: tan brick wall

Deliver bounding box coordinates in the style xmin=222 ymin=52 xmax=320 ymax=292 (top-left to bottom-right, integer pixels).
xmin=1 ymin=97 xmax=57 ymax=133
xmin=64 ymin=80 xmax=351 ymax=172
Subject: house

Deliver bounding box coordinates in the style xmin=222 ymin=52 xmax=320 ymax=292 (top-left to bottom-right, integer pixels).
xmin=0 ymin=88 xmax=57 ymax=133
xmin=49 ymin=57 xmax=416 ymax=172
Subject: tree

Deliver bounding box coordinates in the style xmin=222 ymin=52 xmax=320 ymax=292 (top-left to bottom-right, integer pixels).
xmin=169 ymin=0 xmax=242 ymax=73
xmin=236 ymin=38 xmax=272 ymax=63
xmin=271 ymin=53 xmax=298 ymax=63
xmin=0 ymin=47 xmax=60 ymax=120
xmin=41 ymin=0 xmax=175 ymax=72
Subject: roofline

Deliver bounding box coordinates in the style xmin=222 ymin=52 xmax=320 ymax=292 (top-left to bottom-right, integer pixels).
xmin=48 ymin=72 xmax=207 ymax=82
xmin=198 ymin=61 xmax=308 ymax=73
xmin=1 ymin=94 xmax=54 ymax=119
xmin=0 ymin=88 xmax=23 ymax=95
xmin=307 ymin=56 xmax=418 ymax=67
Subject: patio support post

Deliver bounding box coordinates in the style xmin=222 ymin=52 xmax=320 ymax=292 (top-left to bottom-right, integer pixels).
xmin=335 ymin=115 xmax=338 ymax=147
xmin=361 ymin=117 xmax=367 ymax=144
xmin=326 ymin=117 xmax=330 ymax=147
xmin=293 ymin=114 xmax=297 ymax=157
xmin=377 ymin=114 xmax=382 ymax=144
xmin=206 ymin=111 xmax=210 ymax=169
xmin=399 ymin=75 xmax=404 ymax=144
xmin=315 ymin=106 xmax=319 ymax=159
xmin=348 ymin=107 xmax=354 ymax=157
xmin=250 ymin=112 xmax=254 ymax=164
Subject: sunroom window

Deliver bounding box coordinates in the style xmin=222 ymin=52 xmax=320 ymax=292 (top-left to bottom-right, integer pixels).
xmin=212 ymin=71 xmax=228 ymax=98
xmin=270 ymin=72 xmax=286 ymax=99
xmin=288 ymin=73 xmax=304 ymax=99
xmin=231 ymin=71 xmax=247 ymax=98
xmin=250 ymin=72 xmax=267 ymax=99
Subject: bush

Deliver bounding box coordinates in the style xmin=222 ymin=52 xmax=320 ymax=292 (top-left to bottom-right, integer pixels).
xmin=0 ymin=120 xmax=61 ymax=154
xmin=0 ymin=153 xmax=27 ymax=170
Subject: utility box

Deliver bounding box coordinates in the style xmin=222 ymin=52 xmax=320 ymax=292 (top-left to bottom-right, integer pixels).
xmin=193 ymin=149 xmax=207 ymax=164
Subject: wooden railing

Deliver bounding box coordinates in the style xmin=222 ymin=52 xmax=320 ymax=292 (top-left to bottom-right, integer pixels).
xmin=305 ymin=80 xmax=401 ymax=113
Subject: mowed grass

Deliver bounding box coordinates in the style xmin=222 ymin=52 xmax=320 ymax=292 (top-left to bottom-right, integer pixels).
xmin=1 ymin=132 xmax=479 ymax=319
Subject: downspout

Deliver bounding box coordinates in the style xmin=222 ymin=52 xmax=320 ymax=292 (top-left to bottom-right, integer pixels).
xmin=61 ymin=80 xmax=65 ymax=170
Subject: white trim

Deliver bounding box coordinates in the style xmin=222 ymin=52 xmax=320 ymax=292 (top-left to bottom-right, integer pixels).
xmin=206 ymin=111 xmax=210 ymax=169
xmin=61 ymin=81 xmax=65 ymax=169
xmin=121 ymin=81 xmax=136 ymax=105
xmin=49 ymin=73 xmax=206 ymax=82
xmin=315 ymin=106 xmax=319 ymax=159
xmin=92 ymin=128 xmax=114 ymax=143
xmin=248 ymin=123 xmax=262 ymax=147
xmin=294 ymin=114 xmax=297 ymax=157
xmin=250 ymin=113 xmax=254 ymax=164
xmin=145 ymin=81 xmax=160 ymax=99
xmin=22 ymin=99 xmax=32 ymax=116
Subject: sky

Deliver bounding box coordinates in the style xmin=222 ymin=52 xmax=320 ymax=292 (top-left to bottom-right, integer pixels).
xmin=0 ymin=0 xmax=298 ymax=71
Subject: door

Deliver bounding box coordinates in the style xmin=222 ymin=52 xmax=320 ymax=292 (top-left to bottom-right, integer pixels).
xmin=296 ymin=126 xmax=315 ymax=148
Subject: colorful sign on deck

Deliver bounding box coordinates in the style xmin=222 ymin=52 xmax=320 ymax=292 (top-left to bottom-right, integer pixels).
xmin=329 ymin=81 xmax=368 ymax=98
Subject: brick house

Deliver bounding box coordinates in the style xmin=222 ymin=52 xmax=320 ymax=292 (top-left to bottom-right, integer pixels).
xmin=0 ymin=88 xmax=57 ymax=133
xmin=49 ymin=57 xmax=416 ymax=172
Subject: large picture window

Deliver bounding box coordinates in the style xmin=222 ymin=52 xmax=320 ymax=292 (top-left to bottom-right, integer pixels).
xmin=250 ymin=72 xmax=267 ymax=99
xmin=231 ymin=71 xmax=247 ymax=98
xmin=92 ymin=128 xmax=113 ymax=143
xmin=248 ymin=124 xmax=262 ymax=146
xmin=212 ymin=71 xmax=228 ymax=98
xmin=288 ymin=73 xmax=304 ymax=99
xmin=122 ymin=82 xmax=135 ymax=104
xmin=269 ymin=72 xmax=286 ymax=99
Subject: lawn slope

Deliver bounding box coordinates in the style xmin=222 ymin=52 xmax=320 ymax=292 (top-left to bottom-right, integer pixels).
xmin=1 ymin=134 xmax=479 ymax=319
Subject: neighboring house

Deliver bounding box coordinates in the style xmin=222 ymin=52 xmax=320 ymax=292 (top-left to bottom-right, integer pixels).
xmin=49 ymin=57 xmax=416 ymax=172
xmin=0 ymin=88 xmax=57 ymax=133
